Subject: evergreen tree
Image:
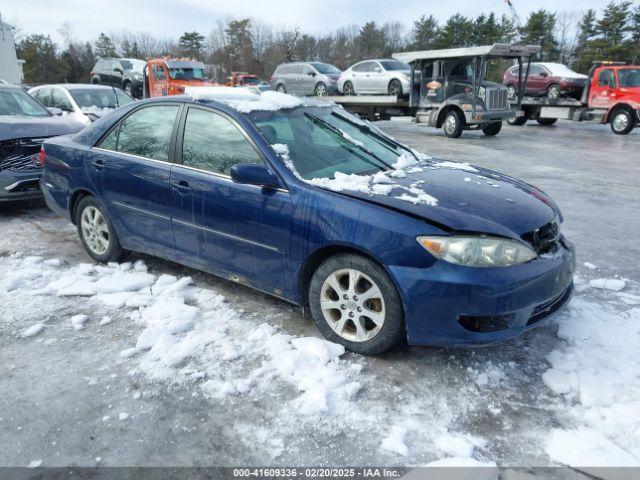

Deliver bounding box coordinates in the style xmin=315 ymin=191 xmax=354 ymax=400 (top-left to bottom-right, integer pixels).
xmin=16 ymin=34 xmax=65 ymax=83
xmin=95 ymin=33 xmax=117 ymax=58
xmin=411 ymin=15 xmax=439 ymax=50
xmin=355 ymin=22 xmax=385 ymax=59
xmin=519 ymin=10 xmax=559 ymax=61
xmin=434 ymin=14 xmax=474 ymax=48
xmin=178 ymin=31 xmax=205 ymax=59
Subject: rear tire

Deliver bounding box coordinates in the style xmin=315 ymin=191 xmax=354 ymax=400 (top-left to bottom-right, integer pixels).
xmin=546 ymin=83 xmax=561 ymax=100
xmin=442 ymin=109 xmax=464 ymax=138
xmin=276 ymin=84 xmax=286 ymax=93
xmin=609 ymin=108 xmax=635 ymax=135
xmin=481 ymin=121 xmax=502 ymax=136
xmin=76 ymin=196 xmax=124 ymax=263
xmin=309 ymin=254 xmax=405 ymax=355
xmin=537 ymin=118 xmax=558 ymax=126
xmin=388 ymin=79 xmax=403 ymax=96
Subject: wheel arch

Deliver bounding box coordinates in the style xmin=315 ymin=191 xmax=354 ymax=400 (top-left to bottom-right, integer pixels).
xmin=436 ymin=104 xmax=465 ymax=128
xmin=604 ymin=103 xmax=635 ymax=123
xmin=297 ymin=243 xmax=398 ymax=308
xmin=69 ymin=188 xmax=97 ymax=224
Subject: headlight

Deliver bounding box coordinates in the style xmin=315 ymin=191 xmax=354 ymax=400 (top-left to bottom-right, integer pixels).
xmin=417 ymin=236 xmax=537 ymax=267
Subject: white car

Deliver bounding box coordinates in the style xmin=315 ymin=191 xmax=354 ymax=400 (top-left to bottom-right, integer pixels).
xmin=28 ymin=84 xmax=134 ymax=126
xmin=337 ymin=59 xmax=411 ymax=96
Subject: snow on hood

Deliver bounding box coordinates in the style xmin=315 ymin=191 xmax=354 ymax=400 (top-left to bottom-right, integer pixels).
xmin=272 ymin=144 xmax=558 ymax=238
xmin=0 ymin=115 xmax=85 ymax=142
xmin=185 ymin=86 xmax=331 ymax=113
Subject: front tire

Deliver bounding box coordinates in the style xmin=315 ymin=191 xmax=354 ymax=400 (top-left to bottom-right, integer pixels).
xmin=388 ymin=79 xmax=403 ymax=96
xmin=309 ymin=254 xmax=405 ymax=355
xmin=76 ymin=196 xmax=124 ymax=263
xmin=610 ymin=108 xmax=635 ymax=135
xmin=481 ymin=121 xmax=502 ymax=136
xmin=343 ymin=81 xmax=355 ymax=96
xmin=537 ymin=118 xmax=558 ymax=126
xmin=442 ymin=109 xmax=464 ymax=138
xmin=314 ymin=82 xmax=327 ymax=97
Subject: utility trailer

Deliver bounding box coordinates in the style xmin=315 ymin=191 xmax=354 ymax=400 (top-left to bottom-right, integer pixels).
xmin=325 ymin=44 xmax=541 ymax=138
xmin=508 ymin=61 xmax=640 ymax=135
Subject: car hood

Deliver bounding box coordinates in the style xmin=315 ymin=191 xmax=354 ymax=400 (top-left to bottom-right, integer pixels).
xmin=0 ymin=115 xmax=85 ymax=142
xmin=338 ymin=161 xmax=559 ymax=239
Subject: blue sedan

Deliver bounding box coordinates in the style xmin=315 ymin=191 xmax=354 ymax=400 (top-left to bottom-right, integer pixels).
xmin=40 ymin=88 xmax=575 ymax=354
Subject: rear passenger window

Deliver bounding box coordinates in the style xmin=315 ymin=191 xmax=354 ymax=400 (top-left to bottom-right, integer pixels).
xmin=181 ymin=108 xmax=263 ymax=175
xmin=97 ymin=105 xmax=179 ymax=161
xmin=353 ymin=62 xmax=370 ymax=72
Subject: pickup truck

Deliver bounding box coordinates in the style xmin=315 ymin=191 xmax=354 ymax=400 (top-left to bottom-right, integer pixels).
xmin=142 ymin=58 xmax=216 ymax=98
xmin=509 ymin=61 xmax=640 ymax=135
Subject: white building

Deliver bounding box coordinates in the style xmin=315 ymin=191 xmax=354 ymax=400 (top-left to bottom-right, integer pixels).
xmin=0 ymin=16 xmax=24 ymax=85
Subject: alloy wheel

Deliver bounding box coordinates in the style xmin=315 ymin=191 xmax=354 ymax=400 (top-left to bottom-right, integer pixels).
xmin=315 ymin=83 xmax=327 ymax=96
xmin=320 ymin=268 xmax=386 ymax=342
xmin=547 ymin=85 xmax=560 ymax=100
xmin=389 ymin=80 xmax=402 ymax=96
xmin=344 ymin=82 xmax=354 ymax=95
xmin=507 ymin=85 xmax=516 ymax=99
xmin=80 ymin=206 xmax=110 ymax=255
xmin=613 ymin=112 xmax=629 ymax=133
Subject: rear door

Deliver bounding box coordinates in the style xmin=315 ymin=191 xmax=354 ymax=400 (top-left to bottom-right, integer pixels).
xmin=90 ymin=103 xmax=181 ymax=256
xmin=170 ymin=105 xmax=291 ymax=292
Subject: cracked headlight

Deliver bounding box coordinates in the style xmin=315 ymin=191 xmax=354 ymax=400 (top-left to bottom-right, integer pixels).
xmin=417 ymin=236 xmax=537 ymax=267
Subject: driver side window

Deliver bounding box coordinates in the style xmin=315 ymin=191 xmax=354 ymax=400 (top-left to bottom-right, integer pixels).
xmin=181 ymin=108 xmax=264 ymax=176
xmin=598 ymin=69 xmax=615 ymax=88
xmin=51 ymin=89 xmax=73 ymax=112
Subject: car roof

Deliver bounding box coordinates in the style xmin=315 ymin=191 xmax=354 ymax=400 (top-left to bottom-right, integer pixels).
xmin=32 ymin=83 xmax=121 ymax=91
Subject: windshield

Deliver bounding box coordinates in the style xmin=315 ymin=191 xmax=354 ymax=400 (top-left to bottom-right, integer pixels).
xmin=250 ymin=107 xmax=414 ymax=180
xmin=168 ymin=68 xmax=206 ymax=81
xmin=310 ymin=63 xmax=341 ymax=75
xmin=70 ymin=88 xmax=133 ymax=109
xmin=618 ymin=69 xmax=640 ymax=87
xmin=0 ymin=89 xmax=49 ymax=117
xmin=121 ymin=59 xmax=146 ymax=72
xmin=380 ymin=60 xmax=410 ymax=71
xmin=241 ymin=77 xmax=260 ymax=85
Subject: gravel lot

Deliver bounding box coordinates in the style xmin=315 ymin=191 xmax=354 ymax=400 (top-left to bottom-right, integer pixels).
xmin=1 ymin=119 xmax=638 ymax=471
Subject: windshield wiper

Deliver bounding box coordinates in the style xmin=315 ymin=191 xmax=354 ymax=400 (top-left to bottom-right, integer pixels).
xmin=330 ymin=110 xmax=419 ymax=161
xmin=304 ymin=112 xmax=393 ymax=171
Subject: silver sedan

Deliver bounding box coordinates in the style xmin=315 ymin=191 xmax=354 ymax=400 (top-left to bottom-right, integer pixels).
xmin=337 ymin=59 xmax=411 ymax=96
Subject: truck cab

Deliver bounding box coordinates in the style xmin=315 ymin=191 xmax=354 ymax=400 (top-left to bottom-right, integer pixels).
xmin=143 ymin=58 xmax=216 ymax=98
xmin=587 ymin=64 xmax=640 ymax=134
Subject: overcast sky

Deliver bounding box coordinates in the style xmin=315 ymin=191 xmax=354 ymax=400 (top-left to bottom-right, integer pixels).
xmin=4 ymin=0 xmax=614 ymax=43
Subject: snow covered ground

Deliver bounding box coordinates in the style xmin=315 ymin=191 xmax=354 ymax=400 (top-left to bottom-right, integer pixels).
xmin=1 ymin=120 xmax=639 ymax=470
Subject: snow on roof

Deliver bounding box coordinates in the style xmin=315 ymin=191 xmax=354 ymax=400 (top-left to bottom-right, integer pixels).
xmin=393 ymin=44 xmax=541 ymax=63
xmin=184 ymin=86 xmax=331 ymax=113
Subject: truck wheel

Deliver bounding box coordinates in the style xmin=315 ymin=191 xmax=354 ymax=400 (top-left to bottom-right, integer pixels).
xmin=481 ymin=121 xmax=502 ymax=136
xmin=610 ymin=108 xmax=636 ymax=135
xmin=309 ymin=253 xmax=405 ymax=355
xmin=388 ymin=79 xmax=403 ymax=96
xmin=442 ymin=110 xmax=464 ymax=138
xmin=314 ymin=82 xmax=327 ymax=96
xmin=276 ymin=84 xmax=286 ymax=93
xmin=343 ymin=81 xmax=355 ymax=95
xmin=546 ymin=84 xmax=561 ymax=100
xmin=537 ymin=118 xmax=558 ymax=126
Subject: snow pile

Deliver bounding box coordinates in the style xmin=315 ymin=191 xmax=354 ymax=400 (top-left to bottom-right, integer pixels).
xmin=589 ymin=277 xmax=625 ymax=291
xmin=381 ymin=425 xmax=410 ymax=456
xmin=542 ymin=297 xmax=640 ymax=465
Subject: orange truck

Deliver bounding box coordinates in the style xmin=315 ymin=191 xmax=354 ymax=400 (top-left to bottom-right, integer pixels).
xmin=142 ymin=58 xmax=216 ymax=98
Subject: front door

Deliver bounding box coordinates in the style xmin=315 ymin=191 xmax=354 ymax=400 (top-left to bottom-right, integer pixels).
xmin=170 ymin=106 xmax=291 ymax=292
xmin=591 ymin=69 xmax=616 ymax=109
xmin=89 ymin=103 xmax=181 ymax=256
xmin=151 ymin=62 xmax=169 ymax=97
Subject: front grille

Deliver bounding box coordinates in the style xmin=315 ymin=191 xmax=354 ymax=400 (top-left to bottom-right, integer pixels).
xmin=522 ymin=220 xmax=561 ymax=255
xmin=486 ymin=88 xmax=509 ymax=110
xmin=0 ymin=138 xmax=45 ymax=172
xmin=527 ymin=284 xmax=573 ymax=327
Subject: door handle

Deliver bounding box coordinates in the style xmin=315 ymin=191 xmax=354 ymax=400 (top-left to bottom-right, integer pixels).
xmin=171 ymin=180 xmax=191 ymax=192
xmin=91 ymin=159 xmax=104 ymax=170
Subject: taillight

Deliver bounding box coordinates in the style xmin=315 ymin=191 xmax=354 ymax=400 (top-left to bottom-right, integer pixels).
xmin=39 ymin=147 xmax=46 ymax=166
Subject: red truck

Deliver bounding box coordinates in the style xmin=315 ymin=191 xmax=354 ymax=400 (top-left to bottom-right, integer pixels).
xmin=509 ymin=61 xmax=640 ymax=135
xmin=142 ymin=58 xmax=216 ymax=98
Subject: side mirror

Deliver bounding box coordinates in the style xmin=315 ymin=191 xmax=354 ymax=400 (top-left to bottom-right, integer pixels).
xmin=230 ymin=164 xmax=281 ymax=189
xmin=539 ymin=72 xmax=548 ymax=77
xmin=308 ymin=71 xmax=316 ymax=77
xmin=47 ymin=107 xmax=63 ymax=116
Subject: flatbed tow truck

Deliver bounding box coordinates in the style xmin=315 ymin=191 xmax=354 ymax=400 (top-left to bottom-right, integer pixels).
xmin=324 ymin=44 xmax=541 ymax=138
xmin=507 ymin=61 xmax=640 ymax=134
